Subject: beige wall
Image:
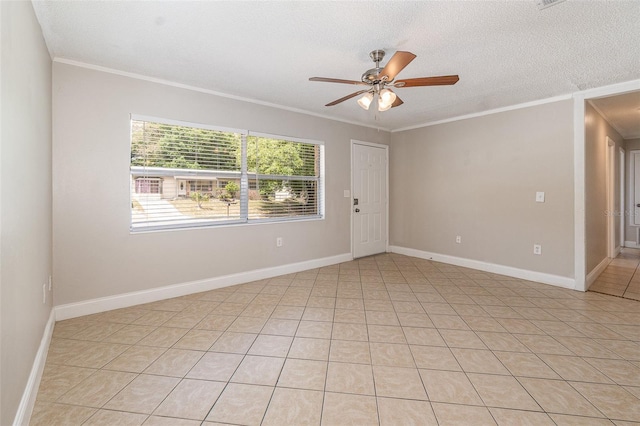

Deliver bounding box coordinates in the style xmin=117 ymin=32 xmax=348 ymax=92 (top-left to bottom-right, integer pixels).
xmin=389 ymin=100 xmax=574 ymax=279
xmin=0 ymin=2 xmax=53 ymax=423
xmin=52 ymin=63 xmax=390 ymax=305
xmin=584 ymin=102 xmax=624 ymax=273
xmin=624 ymin=138 xmax=640 ymax=243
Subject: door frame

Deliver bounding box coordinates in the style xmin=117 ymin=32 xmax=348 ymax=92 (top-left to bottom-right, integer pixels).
xmin=619 ymin=147 xmax=625 ymax=249
xmin=573 ymin=79 xmax=640 ymax=291
xmin=605 ymin=137 xmax=616 ymax=258
xmin=350 ymin=140 xmax=389 ymax=259
xmin=629 ymin=150 xmax=640 ymax=244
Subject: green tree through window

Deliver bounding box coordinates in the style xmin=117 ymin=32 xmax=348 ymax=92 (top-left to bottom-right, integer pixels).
xmin=131 ymin=121 xmax=240 ymax=171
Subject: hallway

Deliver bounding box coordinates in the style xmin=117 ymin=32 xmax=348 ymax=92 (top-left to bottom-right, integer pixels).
xmin=589 ymin=249 xmax=640 ymax=301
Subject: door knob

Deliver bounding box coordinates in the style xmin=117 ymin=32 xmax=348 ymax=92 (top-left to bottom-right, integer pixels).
xmin=355 ymin=208 xmax=360 ymax=213
xmin=637 ymin=204 xmax=640 ymax=208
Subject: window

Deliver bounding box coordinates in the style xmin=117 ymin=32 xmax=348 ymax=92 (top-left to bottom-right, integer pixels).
xmin=130 ymin=116 xmax=323 ymax=231
xmin=134 ymin=178 xmax=161 ymax=194
xmin=189 ymin=181 xmax=214 ymax=193
xmin=247 ymin=136 xmax=321 ymax=219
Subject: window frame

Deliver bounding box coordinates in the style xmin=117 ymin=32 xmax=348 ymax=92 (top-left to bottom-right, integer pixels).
xmin=129 ymin=115 xmax=325 ymax=233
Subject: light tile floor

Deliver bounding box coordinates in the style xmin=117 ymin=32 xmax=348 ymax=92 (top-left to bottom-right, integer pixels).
xmin=590 ymin=248 xmax=640 ymax=301
xmin=31 ymin=253 xmax=640 ymax=425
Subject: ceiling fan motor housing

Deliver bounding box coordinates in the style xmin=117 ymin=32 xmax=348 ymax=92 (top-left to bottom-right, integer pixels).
xmin=362 ymin=68 xmax=384 ymax=84
xmin=362 ymin=49 xmax=388 ymax=85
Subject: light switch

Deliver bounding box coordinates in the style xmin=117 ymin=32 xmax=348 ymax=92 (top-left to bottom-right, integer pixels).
xmin=344 ymin=190 xmax=350 ymax=198
xmin=536 ymin=192 xmax=545 ymax=203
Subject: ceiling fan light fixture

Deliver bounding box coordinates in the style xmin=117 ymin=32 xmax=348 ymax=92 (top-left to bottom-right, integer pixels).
xmin=379 ymin=88 xmax=397 ymax=105
xmin=378 ymin=99 xmax=392 ymax=112
xmin=309 ymin=49 xmax=459 ymax=112
xmin=378 ymin=88 xmax=396 ymax=111
xmin=357 ymin=92 xmax=373 ymax=110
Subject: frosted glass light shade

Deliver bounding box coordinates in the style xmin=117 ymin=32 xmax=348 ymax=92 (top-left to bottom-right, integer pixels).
xmin=379 ymin=88 xmax=396 ymax=104
xmin=378 ymin=88 xmax=396 ymax=111
xmin=357 ymin=92 xmax=373 ymax=110
xmin=378 ymin=99 xmax=392 ymax=111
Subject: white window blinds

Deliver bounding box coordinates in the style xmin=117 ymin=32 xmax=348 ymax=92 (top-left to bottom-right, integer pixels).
xmin=247 ymin=136 xmax=321 ymax=220
xmin=130 ymin=117 xmax=323 ymax=232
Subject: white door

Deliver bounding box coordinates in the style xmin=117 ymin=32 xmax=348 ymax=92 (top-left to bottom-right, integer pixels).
xmin=352 ymin=142 xmax=388 ymax=258
xmin=178 ymin=180 xmax=187 ymax=197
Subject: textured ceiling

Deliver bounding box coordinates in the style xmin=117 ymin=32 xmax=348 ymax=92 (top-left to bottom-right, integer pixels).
xmin=32 ymin=1 xmax=640 ymax=131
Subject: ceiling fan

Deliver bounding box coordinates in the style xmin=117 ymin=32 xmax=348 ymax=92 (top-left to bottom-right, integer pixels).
xmin=309 ymin=49 xmax=459 ymax=112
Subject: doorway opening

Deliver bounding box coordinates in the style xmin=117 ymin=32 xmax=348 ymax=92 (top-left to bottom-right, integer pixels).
xmin=579 ymin=86 xmax=640 ymax=291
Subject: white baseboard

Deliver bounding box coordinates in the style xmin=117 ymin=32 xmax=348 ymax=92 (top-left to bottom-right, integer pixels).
xmin=614 ymin=246 xmax=621 ymax=258
xmin=389 ymin=246 xmax=575 ymax=289
xmin=624 ymin=241 xmax=640 ymax=249
xmin=586 ymin=256 xmax=612 ymax=290
xmin=13 ymin=309 xmax=55 ymax=426
xmin=55 ymin=253 xmax=352 ymax=321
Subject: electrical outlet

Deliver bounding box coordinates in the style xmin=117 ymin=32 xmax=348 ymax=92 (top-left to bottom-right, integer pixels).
xmin=533 ymin=244 xmax=542 ymax=255
xmin=276 ymin=237 xmax=283 ymax=247
xmin=456 ymin=236 xmax=462 ymax=244
xmin=536 ymin=192 xmax=545 ymax=203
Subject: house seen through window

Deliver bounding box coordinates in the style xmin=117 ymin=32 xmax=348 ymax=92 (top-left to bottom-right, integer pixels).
xmin=130 ymin=117 xmax=323 ymax=231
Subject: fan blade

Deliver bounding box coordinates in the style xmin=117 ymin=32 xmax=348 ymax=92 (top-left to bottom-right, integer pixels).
xmin=310 ymin=77 xmax=368 ymax=86
xmin=395 ymin=75 xmax=459 ymax=87
xmin=325 ymin=90 xmax=370 ymax=106
xmin=379 ymin=51 xmax=416 ymax=81
xmin=391 ymin=96 xmax=404 ymax=108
